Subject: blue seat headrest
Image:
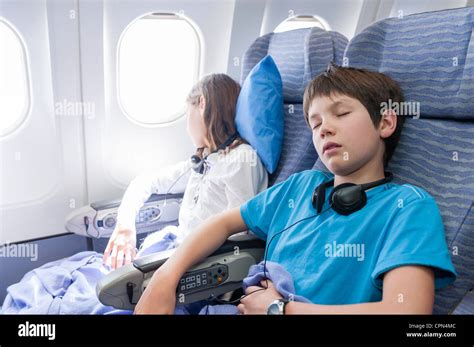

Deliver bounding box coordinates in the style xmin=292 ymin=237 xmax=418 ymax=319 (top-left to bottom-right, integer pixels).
xmin=344 ymin=7 xmax=474 ymax=120
xmin=241 ymin=27 xmax=348 ymax=103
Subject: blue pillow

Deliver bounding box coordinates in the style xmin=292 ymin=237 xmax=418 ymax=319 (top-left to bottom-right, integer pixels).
xmin=236 ymin=55 xmax=284 ymax=174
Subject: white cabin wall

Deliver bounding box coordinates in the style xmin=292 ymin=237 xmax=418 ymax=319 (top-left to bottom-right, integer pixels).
xmin=80 ymin=0 xmax=236 ymax=204
xmin=226 ymin=0 xmax=267 ymax=82
xmin=0 ymin=0 xmax=88 ymax=244
xmin=260 ymin=0 xmax=365 ymax=40
xmin=0 ymin=0 xmax=90 ymax=301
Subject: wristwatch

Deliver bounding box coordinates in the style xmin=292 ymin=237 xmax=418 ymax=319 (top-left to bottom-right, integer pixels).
xmin=267 ymin=299 xmax=289 ymax=315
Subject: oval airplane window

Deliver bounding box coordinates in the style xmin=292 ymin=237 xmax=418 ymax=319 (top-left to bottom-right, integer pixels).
xmin=274 ymin=15 xmax=330 ymax=33
xmin=0 ymin=19 xmax=30 ymax=137
xmin=118 ymin=13 xmax=201 ymax=126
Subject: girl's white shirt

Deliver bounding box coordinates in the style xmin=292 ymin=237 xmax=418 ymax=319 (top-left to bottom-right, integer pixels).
xmin=116 ymin=144 xmax=268 ymax=245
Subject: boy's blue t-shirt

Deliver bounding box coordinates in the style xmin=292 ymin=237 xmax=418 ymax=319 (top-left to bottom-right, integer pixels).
xmin=240 ymin=170 xmax=457 ymax=305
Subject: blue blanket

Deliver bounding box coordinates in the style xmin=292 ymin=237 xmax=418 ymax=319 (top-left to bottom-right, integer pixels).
xmin=2 ymin=246 xmax=309 ymax=314
xmin=2 ymin=230 xmax=178 ymax=315
xmin=2 ymin=251 xmax=131 ymax=314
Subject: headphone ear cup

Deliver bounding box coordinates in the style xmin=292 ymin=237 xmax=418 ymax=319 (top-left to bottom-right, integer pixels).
xmin=197 ymin=162 xmax=204 ymax=174
xmin=312 ymin=183 xmax=326 ymax=213
xmin=311 ymin=188 xmax=318 ymax=211
xmin=330 ymin=184 xmax=367 ymax=216
xmin=190 ymin=155 xmax=203 ymax=174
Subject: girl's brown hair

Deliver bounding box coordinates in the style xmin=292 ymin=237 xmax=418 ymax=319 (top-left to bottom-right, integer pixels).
xmin=186 ymin=74 xmax=245 ymax=156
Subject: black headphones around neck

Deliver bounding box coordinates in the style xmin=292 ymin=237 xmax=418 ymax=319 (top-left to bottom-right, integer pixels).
xmin=311 ymin=172 xmax=393 ymax=216
xmin=190 ymin=133 xmax=239 ymax=174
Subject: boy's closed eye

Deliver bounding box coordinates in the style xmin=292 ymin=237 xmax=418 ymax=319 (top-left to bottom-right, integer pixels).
xmin=337 ymin=111 xmax=351 ymax=117
xmin=310 ymin=111 xmax=351 ymax=130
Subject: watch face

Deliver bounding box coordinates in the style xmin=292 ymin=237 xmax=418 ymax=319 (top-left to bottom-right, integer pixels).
xmin=267 ymin=302 xmax=282 ymax=315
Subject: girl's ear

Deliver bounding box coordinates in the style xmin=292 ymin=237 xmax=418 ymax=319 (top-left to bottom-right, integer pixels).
xmin=380 ymin=108 xmax=398 ymax=139
xmin=199 ymin=95 xmax=206 ymax=111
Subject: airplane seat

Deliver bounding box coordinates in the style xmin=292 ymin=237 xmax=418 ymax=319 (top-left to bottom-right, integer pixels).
xmin=96 ymin=27 xmax=350 ymax=310
xmin=315 ymin=7 xmax=474 ymax=314
xmin=240 ymin=27 xmax=348 ymax=186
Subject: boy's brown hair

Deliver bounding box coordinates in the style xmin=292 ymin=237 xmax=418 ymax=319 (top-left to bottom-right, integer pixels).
xmin=303 ymin=64 xmax=405 ymax=166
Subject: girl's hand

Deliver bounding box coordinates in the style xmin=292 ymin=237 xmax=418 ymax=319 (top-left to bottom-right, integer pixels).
xmin=103 ymin=224 xmax=137 ymax=269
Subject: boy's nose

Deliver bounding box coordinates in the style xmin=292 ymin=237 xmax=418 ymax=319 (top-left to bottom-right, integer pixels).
xmin=319 ymin=122 xmax=335 ymax=138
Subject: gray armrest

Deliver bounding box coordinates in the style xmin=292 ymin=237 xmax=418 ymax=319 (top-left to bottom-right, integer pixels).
xmin=133 ymin=238 xmax=264 ymax=273
xmin=96 ymin=237 xmax=265 ymax=310
xmin=90 ymin=193 xmax=183 ymax=210
xmin=65 ymin=193 xmax=184 ymax=238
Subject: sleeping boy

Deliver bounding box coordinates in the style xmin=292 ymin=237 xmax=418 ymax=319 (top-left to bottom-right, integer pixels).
xmin=134 ymin=64 xmax=456 ymax=314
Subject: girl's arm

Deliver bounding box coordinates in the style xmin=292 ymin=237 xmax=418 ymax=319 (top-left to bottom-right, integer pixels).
xmin=116 ymin=160 xmax=191 ymax=231
xmin=104 ymin=160 xmax=191 ymax=268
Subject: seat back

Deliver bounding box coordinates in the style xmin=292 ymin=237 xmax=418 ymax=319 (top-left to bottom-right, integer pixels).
xmin=241 ymin=27 xmax=348 ymax=186
xmin=315 ymin=7 xmax=474 ymax=314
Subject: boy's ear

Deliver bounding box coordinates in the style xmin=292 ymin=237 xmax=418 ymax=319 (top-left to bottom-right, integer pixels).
xmin=379 ymin=109 xmax=398 ymax=139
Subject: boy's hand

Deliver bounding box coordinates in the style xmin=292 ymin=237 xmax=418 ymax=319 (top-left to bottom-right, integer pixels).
xmin=134 ymin=272 xmax=177 ymax=314
xmin=133 ymin=207 xmax=247 ymax=314
xmin=238 ymin=280 xmax=283 ymax=314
